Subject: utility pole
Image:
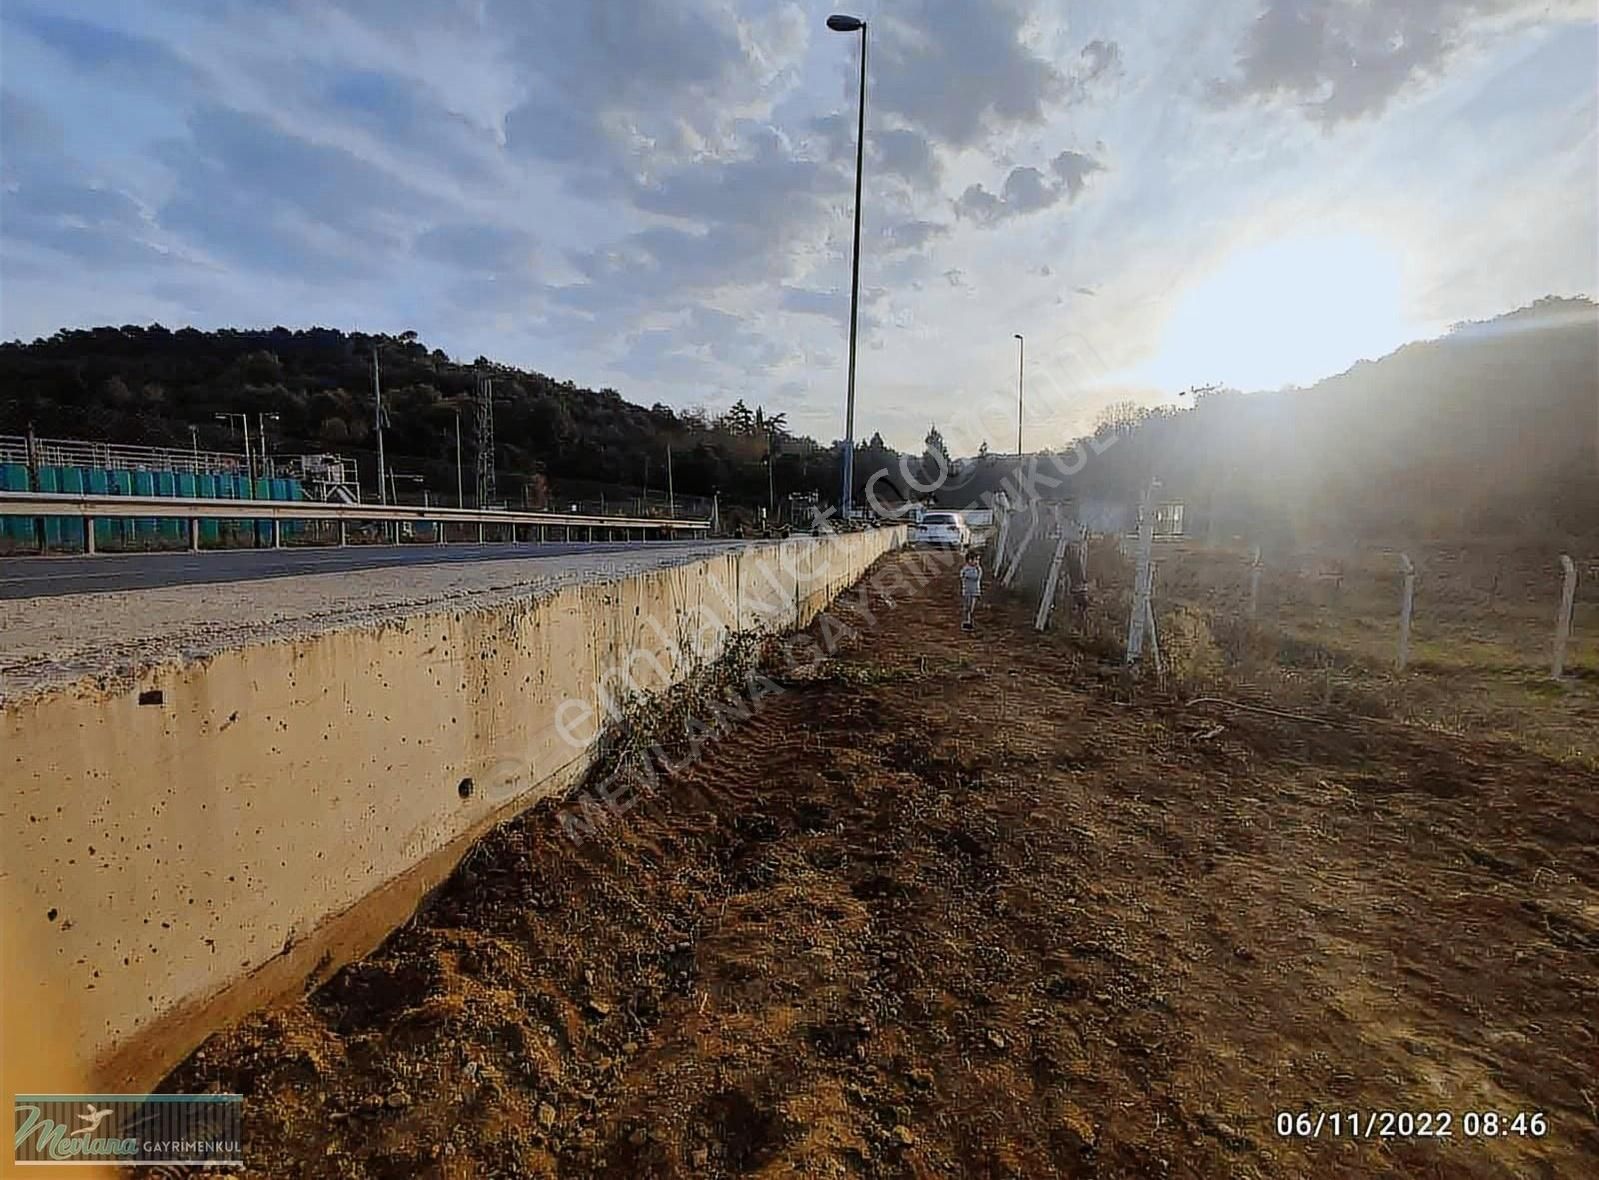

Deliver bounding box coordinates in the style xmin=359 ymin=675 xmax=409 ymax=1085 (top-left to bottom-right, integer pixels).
xmin=767 ymin=429 xmax=776 ymax=515
xmin=372 ymin=348 xmax=387 ymax=504
xmin=188 ymin=425 xmax=199 ymax=469
xmin=667 ymin=444 xmax=675 ymax=519
xmin=475 ymin=373 xmax=496 ymax=508
xmin=454 ymin=410 xmax=464 ymax=508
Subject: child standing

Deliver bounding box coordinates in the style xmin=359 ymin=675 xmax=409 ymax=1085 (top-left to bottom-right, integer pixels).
xmin=959 ymin=550 xmax=982 ymax=631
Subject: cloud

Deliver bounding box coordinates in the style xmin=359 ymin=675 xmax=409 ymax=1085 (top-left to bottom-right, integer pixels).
xmin=1 ymin=176 xmax=167 ymax=268
xmin=316 ymin=67 xmax=500 ymax=181
xmin=0 ymin=87 xmax=170 ymax=271
xmin=414 ymin=223 xmax=537 ymax=275
xmin=499 ymin=0 xmax=808 ymax=174
xmin=873 ymin=127 xmax=942 ymax=190
xmin=1051 ymin=149 xmax=1104 ymax=198
xmin=1080 ymin=38 xmax=1123 ymax=82
xmin=0 ymin=89 xmax=63 ymax=159
xmin=1210 ymin=0 xmax=1589 ymax=124
xmin=631 ymin=125 xmax=840 ymax=225
xmin=1062 ymin=38 xmax=1124 ymax=103
xmin=883 ymin=219 xmax=951 ymax=253
xmin=157 ymin=106 xmax=432 ymax=278
xmin=954 ymin=149 xmax=1105 ymax=224
xmin=779 ymin=286 xmax=843 ymax=319
xmin=870 ymin=0 xmax=1069 ymax=147
xmin=613 ymin=303 xmax=798 ymax=384
xmin=9 ymin=8 xmax=205 ymax=94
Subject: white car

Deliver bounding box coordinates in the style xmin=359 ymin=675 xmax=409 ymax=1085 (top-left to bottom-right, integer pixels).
xmin=914 ymin=511 xmax=970 ymax=548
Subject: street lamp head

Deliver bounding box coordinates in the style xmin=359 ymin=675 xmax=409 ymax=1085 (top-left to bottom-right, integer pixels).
xmin=1014 ymin=333 xmax=1023 ymax=341
xmin=826 ymin=13 xmax=865 ymax=32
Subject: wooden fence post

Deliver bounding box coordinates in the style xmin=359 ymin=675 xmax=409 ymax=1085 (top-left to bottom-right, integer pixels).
xmin=1125 ymin=482 xmax=1158 ymax=664
xmin=1396 ymin=553 xmax=1415 ymax=672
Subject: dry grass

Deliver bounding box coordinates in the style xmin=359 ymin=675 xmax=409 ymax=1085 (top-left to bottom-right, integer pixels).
xmin=1037 ymin=536 xmax=1599 ymax=769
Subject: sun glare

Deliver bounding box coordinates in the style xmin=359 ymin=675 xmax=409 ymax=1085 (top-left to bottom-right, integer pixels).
xmin=1131 ymin=232 xmax=1414 ymax=393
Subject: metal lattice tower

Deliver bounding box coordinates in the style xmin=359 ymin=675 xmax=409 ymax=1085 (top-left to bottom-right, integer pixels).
xmin=475 ymin=374 xmax=496 ymax=508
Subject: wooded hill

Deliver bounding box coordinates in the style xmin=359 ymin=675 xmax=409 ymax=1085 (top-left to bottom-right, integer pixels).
xmin=946 ymin=297 xmax=1599 ymax=543
xmin=0 ymin=325 xmax=879 ymax=512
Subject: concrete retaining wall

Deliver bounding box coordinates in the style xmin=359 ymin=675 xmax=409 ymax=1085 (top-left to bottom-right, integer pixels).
xmin=1 ymin=529 xmax=902 ymax=1092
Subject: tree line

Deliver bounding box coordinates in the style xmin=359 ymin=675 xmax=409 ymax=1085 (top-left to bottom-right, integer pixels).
xmin=0 ymin=324 xmax=900 ymax=514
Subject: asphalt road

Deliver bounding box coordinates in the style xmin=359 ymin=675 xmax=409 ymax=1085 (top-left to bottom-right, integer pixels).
xmin=0 ymin=539 xmax=737 ymax=600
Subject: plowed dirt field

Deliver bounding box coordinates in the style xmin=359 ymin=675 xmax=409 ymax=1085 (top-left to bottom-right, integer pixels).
xmin=167 ymin=549 xmax=1599 ymax=1178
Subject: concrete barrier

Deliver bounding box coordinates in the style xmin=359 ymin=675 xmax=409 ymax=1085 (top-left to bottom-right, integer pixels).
xmin=1 ymin=529 xmax=902 ymax=1092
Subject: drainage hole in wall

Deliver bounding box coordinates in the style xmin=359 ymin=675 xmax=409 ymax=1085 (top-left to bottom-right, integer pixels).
xmin=458 ymin=778 xmax=475 ymax=799
xmin=138 ymin=690 xmax=164 ymax=706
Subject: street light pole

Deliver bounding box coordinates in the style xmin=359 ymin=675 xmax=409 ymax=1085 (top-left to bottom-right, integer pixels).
xmin=216 ymin=413 xmax=253 ymax=483
xmin=257 ymin=412 xmax=279 ymax=480
xmin=829 ymin=13 xmax=867 ymax=520
xmin=372 ymin=348 xmax=387 ymax=505
xmin=1014 ymin=333 xmax=1024 ymax=456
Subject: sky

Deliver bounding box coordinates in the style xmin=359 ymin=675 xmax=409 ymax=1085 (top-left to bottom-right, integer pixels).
xmin=1 ymin=0 xmax=1595 ymax=455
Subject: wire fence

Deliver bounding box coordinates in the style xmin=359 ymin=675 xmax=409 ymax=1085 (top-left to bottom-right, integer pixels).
xmin=985 ymin=500 xmax=1599 ymax=766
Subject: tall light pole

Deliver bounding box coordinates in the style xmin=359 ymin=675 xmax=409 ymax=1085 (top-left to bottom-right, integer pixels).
xmin=829 ymin=12 xmax=867 ymax=519
xmin=215 ymin=413 xmax=253 ymax=483
xmin=1014 ymin=333 xmax=1024 ymax=456
xmin=372 ymin=347 xmax=387 ymax=505
xmin=257 ymin=412 xmax=280 ymax=479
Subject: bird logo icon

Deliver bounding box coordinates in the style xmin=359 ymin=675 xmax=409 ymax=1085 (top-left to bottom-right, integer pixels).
xmin=70 ymin=1105 xmax=114 ymax=1137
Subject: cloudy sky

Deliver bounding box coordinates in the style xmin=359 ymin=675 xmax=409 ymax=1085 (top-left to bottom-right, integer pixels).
xmin=2 ymin=0 xmax=1594 ymax=453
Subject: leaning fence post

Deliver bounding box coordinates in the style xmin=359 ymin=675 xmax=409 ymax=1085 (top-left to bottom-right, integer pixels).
xmin=1002 ymin=508 xmax=1038 ymax=587
xmin=1396 ymin=553 xmax=1415 ymax=672
xmin=1248 ymin=545 xmax=1262 ymax=619
xmin=1035 ymin=528 xmax=1070 ymax=631
xmin=1552 ymin=554 xmax=1578 ymax=680
xmin=993 ymin=510 xmax=1011 ymax=574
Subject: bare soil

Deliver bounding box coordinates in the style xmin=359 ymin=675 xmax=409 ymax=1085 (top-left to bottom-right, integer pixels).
xmin=166 ymin=549 xmax=1599 ymax=1178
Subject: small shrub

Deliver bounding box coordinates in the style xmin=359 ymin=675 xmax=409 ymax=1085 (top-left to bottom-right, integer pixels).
xmin=1162 ymin=606 xmax=1224 ymax=688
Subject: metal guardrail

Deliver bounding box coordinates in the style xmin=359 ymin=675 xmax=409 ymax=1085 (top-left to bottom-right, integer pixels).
xmin=0 ymin=491 xmax=710 ymax=554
